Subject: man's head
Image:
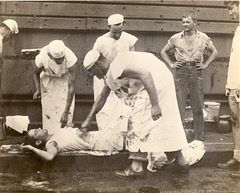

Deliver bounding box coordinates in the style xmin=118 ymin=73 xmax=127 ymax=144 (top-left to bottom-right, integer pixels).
xmin=182 ymin=11 xmax=197 ymax=32
xmin=83 ymin=50 xmax=108 ymax=79
xmin=25 ymin=128 xmax=49 ymax=149
xmin=47 ymin=40 xmax=66 ymax=64
xmin=0 ymin=19 xmax=19 ymax=41
xmin=108 ymin=14 xmax=124 ymax=40
xmin=224 ymin=1 xmax=239 ymax=19
xmin=2 ymin=19 xmax=19 ymax=34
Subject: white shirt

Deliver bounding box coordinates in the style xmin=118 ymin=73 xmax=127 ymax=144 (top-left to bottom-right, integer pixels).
xmin=105 ymin=52 xmax=172 ymax=101
xmin=46 ymin=127 xmax=89 ymax=152
xmin=35 ymin=45 xmax=77 ymax=77
xmin=0 ymin=34 xmax=3 ymax=56
xmin=226 ymin=26 xmax=240 ymax=90
xmin=93 ymin=31 xmax=138 ymax=63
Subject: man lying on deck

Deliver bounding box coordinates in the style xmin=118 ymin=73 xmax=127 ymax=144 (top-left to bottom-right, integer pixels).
xmin=21 ymin=127 xmax=124 ymax=161
xmin=21 ymin=126 xmax=205 ymax=173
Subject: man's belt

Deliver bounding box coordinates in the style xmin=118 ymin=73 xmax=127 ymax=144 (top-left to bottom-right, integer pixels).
xmin=182 ymin=62 xmax=196 ymax=66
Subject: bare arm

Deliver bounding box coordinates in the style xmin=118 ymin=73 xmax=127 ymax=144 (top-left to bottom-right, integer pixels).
xmin=196 ymin=44 xmax=218 ymax=70
xmin=64 ymin=63 xmax=77 ymax=113
xmin=81 ymin=85 xmax=111 ymax=128
xmin=21 ymin=142 xmax=58 ymax=161
xmin=121 ymin=64 xmax=162 ymax=120
xmin=32 ymin=64 xmax=44 ymax=99
xmin=60 ymin=63 xmax=77 ymax=127
xmin=161 ymin=44 xmax=175 ymax=68
xmin=161 ymin=44 xmax=183 ymax=69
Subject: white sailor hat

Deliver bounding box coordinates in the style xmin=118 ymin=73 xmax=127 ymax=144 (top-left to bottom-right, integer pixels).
xmin=2 ymin=19 xmax=19 ymax=34
xmin=48 ymin=40 xmax=66 ymax=58
xmin=108 ymin=14 xmax=124 ymax=25
xmin=83 ymin=50 xmax=100 ymax=70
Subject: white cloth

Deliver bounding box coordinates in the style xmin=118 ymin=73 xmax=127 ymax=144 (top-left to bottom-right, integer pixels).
xmin=181 ymin=140 xmax=205 ymax=165
xmin=147 ymin=140 xmax=205 ymax=172
xmin=35 ymin=46 xmax=77 ymax=134
xmin=226 ymin=26 xmax=240 ymax=90
xmin=45 ymin=127 xmax=123 ymax=153
xmin=48 ymin=40 xmax=66 ymax=58
xmin=108 ymin=14 xmax=124 ymax=25
xmin=6 ymin=116 xmax=29 ymax=133
xmin=93 ymin=31 xmax=138 ymax=130
xmin=89 ymin=129 xmax=124 ymax=151
xmin=83 ymin=50 xmax=100 ymax=69
xmin=105 ymin=52 xmax=188 ymax=152
xmin=2 ymin=19 xmax=19 ymax=34
xmin=46 ymin=127 xmax=89 ymax=152
xmin=0 ymin=34 xmax=3 ymax=55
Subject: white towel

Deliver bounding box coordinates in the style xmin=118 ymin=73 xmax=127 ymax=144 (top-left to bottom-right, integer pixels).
xmin=6 ymin=116 xmax=30 ymax=133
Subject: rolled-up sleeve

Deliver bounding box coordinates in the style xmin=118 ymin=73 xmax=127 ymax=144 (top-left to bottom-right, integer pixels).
xmin=35 ymin=54 xmax=43 ymax=68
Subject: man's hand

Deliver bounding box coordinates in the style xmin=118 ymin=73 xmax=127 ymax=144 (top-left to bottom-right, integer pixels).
xmin=151 ymin=105 xmax=162 ymax=121
xmin=195 ymin=62 xmax=208 ymax=70
xmin=78 ymin=127 xmax=88 ymax=137
xmin=171 ymin=61 xmax=183 ymax=69
xmin=20 ymin=144 xmax=33 ymax=152
xmin=60 ymin=112 xmax=69 ymax=128
xmin=81 ymin=118 xmax=91 ymax=129
xmin=33 ymin=90 xmax=41 ymax=99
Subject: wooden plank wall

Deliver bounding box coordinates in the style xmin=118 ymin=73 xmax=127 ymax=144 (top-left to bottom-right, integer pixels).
xmin=0 ymin=0 xmax=238 ymax=96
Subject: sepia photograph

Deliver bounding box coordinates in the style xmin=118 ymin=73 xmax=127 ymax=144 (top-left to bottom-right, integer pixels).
xmin=0 ymin=0 xmax=239 ymax=192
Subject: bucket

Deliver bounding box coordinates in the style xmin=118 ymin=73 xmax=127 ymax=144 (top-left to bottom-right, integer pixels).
xmin=216 ymin=115 xmax=232 ymax=133
xmin=204 ymin=102 xmax=221 ymax=122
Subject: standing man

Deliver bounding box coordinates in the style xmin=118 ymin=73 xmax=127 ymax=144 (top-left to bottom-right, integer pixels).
xmin=0 ymin=19 xmax=19 ymax=133
xmin=0 ymin=19 xmax=19 ymax=87
xmin=161 ymin=11 xmax=218 ymax=141
xmin=218 ymin=1 xmax=240 ymax=179
xmin=92 ymin=14 xmax=138 ymax=131
xmin=33 ymin=40 xmax=78 ymax=134
xmin=0 ymin=19 xmax=19 ymax=67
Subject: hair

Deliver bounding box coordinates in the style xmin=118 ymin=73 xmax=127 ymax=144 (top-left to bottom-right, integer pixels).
xmin=224 ymin=1 xmax=239 ymax=6
xmin=182 ymin=11 xmax=197 ymax=22
xmin=24 ymin=130 xmax=46 ymax=150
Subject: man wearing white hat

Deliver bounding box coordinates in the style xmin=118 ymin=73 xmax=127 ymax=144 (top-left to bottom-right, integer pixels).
xmin=0 ymin=19 xmax=19 ymax=61
xmin=0 ymin=19 xmax=19 ymax=118
xmin=81 ymin=50 xmax=189 ymax=177
xmin=92 ymin=13 xmax=138 ymax=131
xmin=0 ymin=19 xmax=19 ymax=69
xmin=33 ymin=40 xmax=78 ymax=134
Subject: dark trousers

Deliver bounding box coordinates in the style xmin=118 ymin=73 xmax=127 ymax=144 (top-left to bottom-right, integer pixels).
xmin=174 ymin=64 xmax=204 ymax=140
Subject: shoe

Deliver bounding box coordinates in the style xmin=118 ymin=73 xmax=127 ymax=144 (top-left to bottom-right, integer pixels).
xmin=230 ymin=173 xmax=240 ymax=179
xmin=218 ymin=159 xmax=240 ymax=170
xmin=115 ymin=166 xmax=145 ymax=179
